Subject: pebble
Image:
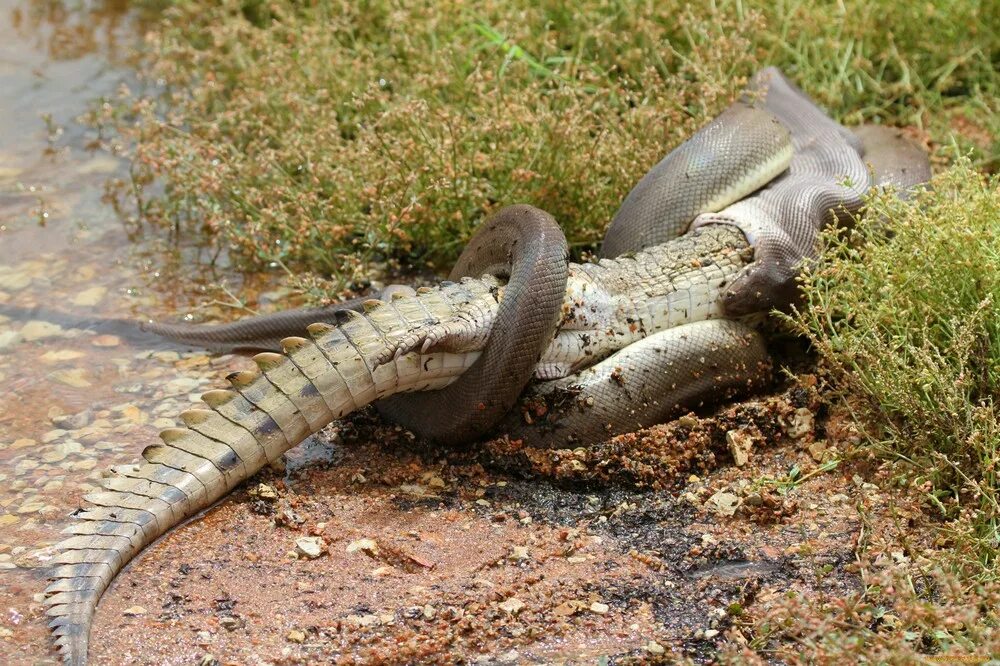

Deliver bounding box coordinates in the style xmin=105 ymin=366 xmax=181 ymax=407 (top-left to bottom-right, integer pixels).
xmin=0 ymin=330 xmax=22 ymax=351
xmin=704 ymin=629 xmax=720 ymax=639
xmin=51 ymin=368 xmax=91 ymax=388
xmin=219 ymin=616 xmax=241 ymax=631
xmin=0 ymin=515 xmax=19 ymax=527
xmin=646 ymin=641 xmax=665 ymax=655
xmin=88 ymin=334 xmax=120 ymax=347
xmin=808 ymin=440 xmax=827 ymax=462
xmin=706 ymin=491 xmax=740 ymax=517
xmin=118 ymin=405 xmax=147 ymax=425
xmin=589 ymin=602 xmax=609 ymax=614
xmin=41 ymin=430 xmax=66 ymax=443
xmin=72 ymin=287 xmax=107 ymax=307
xmin=21 ymin=321 xmax=63 ymax=342
xmin=0 ymin=273 xmax=30 ymax=292
xmin=251 ymin=483 xmax=278 ymax=501
xmin=52 ymin=410 xmax=91 ymax=430
xmin=346 ymin=538 xmax=379 ymax=556
xmin=786 ymin=407 xmax=815 ymax=439
xmin=498 ymin=598 xmax=524 ymax=615
xmin=294 ymin=536 xmax=327 ymax=559
xmin=123 ymin=605 xmax=147 ymax=617
xmin=509 ymin=546 xmax=529 ymax=561
xmin=40 ymin=350 xmax=86 ymax=364
xmin=17 ymin=501 xmax=47 ymax=514
xmin=11 ymin=438 xmax=37 ymax=450
xmin=41 ymin=448 xmax=68 ymax=463
xmin=286 ymin=629 xmax=306 ymax=643
xmin=726 ymin=428 xmax=755 ymax=467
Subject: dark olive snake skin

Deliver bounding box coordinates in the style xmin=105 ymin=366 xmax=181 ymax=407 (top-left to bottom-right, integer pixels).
xmin=44 ymin=67 xmax=930 ymax=663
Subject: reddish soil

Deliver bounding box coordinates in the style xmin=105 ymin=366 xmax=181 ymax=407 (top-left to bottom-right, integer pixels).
xmin=76 ymin=380 xmax=931 ymax=665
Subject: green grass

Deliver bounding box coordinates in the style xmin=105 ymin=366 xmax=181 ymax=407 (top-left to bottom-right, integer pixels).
xmin=100 ymin=0 xmax=998 ymax=292
xmin=789 ymin=162 xmax=1000 ymax=579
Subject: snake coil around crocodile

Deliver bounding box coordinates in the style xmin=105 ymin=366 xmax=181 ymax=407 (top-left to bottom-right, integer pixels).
xmin=44 ymin=67 xmax=931 ymax=664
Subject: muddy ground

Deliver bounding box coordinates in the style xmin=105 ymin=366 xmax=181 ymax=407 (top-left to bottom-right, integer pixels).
xmin=64 ymin=378 xmax=928 ymax=665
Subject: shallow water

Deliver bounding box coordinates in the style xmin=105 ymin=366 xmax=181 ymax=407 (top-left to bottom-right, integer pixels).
xmin=0 ymin=2 xmax=293 ymax=661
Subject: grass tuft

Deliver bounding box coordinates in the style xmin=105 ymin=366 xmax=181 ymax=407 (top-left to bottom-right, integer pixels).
xmin=789 ymin=161 xmax=1000 ymax=577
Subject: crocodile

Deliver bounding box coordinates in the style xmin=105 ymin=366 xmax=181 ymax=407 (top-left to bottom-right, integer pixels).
xmin=43 ymin=67 xmax=930 ymax=663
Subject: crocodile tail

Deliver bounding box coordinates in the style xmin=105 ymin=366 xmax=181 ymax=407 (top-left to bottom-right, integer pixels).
xmin=44 ymin=288 xmax=484 ymax=663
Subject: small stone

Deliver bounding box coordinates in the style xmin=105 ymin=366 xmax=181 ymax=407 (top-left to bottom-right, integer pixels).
xmin=11 ymin=438 xmax=36 ymax=450
xmin=123 ymin=606 xmax=147 ymax=616
xmin=646 ymin=641 xmax=665 ymax=655
xmin=17 ymin=501 xmax=46 ymax=514
xmin=726 ymin=428 xmax=755 ymax=467
xmin=0 ymin=272 xmax=30 ymax=291
xmin=422 ymin=605 xmax=436 ymax=620
xmin=552 ymin=600 xmax=584 ymax=617
xmin=52 ymin=410 xmax=91 ymax=430
xmin=704 ymin=629 xmax=720 ymax=639
xmin=346 ymin=538 xmax=379 ymax=557
xmin=251 ymin=483 xmax=278 ymax=501
xmin=91 ymin=335 xmax=120 ymax=347
xmin=0 ymin=330 xmax=22 ymax=351
xmin=219 ymin=616 xmax=241 ymax=631
xmin=706 ymin=491 xmax=740 ymax=517
xmin=0 ymin=515 xmax=18 ymax=528
xmin=72 ymin=287 xmax=107 ymax=307
xmin=116 ymin=404 xmax=144 ymax=422
xmin=41 ymin=448 xmax=68 ymax=463
xmin=807 ymin=440 xmax=827 ymax=462
xmin=830 ymin=493 xmax=850 ymax=504
xmin=294 ymin=536 xmax=327 ymax=559
xmin=786 ymin=407 xmax=815 ymax=439
xmin=41 ymin=429 xmax=66 ymax=443
xmin=498 ymin=598 xmax=524 ymax=615
xmin=509 ymin=546 xmax=529 ymax=561
xmin=346 ymin=613 xmax=380 ymax=627
xmin=590 ymin=602 xmax=609 ymax=614
xmin=51 ymin=368 xmax=91 ymax=388
xmin=286 ymin=629 xmax=306 ymax=643
xmin=40 ymin=350 xmax=86 ymax=364
xmin=677 ymin=414 xmax=699 ymax=428
xmin=21 ymin=321 xmax=63 ymax=341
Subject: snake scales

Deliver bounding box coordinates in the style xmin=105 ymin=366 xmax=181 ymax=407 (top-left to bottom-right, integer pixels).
xmin=44 ymin=67 xmax=930 ymax=663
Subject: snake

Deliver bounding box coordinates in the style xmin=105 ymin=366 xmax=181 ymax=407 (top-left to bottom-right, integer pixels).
xmin=139 ymin=67 xmax=930 ymax=446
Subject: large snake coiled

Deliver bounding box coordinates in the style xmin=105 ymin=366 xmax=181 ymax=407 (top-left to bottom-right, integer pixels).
xmin=141 ymin=67 xmax=929 ymax=445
